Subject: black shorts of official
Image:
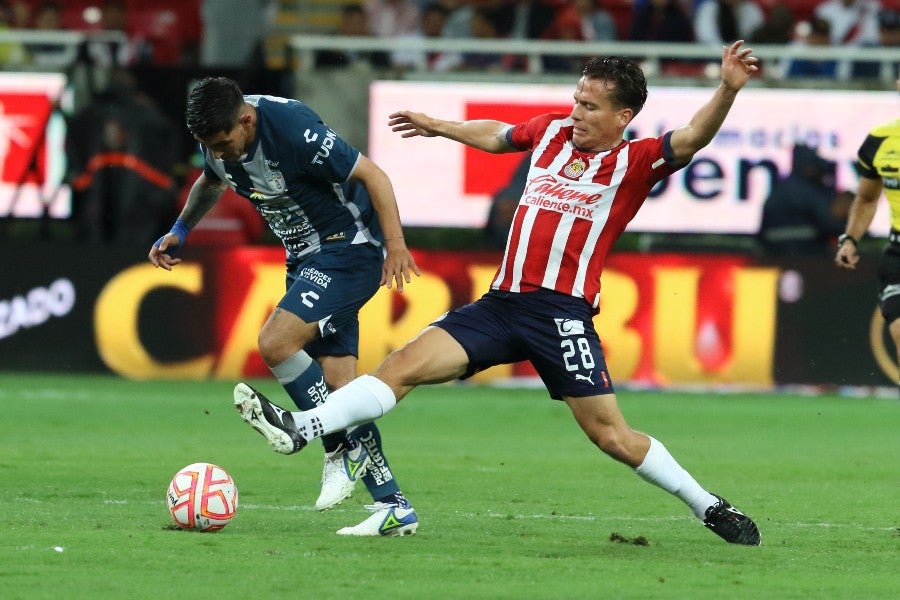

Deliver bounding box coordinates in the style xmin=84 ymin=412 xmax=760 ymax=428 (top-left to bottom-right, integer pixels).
xmin=878 ymin=242 xmax=900 ymax=324
xmin=431 ymin=288 xmax=615 ymax=400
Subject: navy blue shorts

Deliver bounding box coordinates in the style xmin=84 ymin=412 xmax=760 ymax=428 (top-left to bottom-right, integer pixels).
xmin=433 ymin=289 xmax=614 ymax=400
xmin=279 ymin=241 xmax=382 ymax=358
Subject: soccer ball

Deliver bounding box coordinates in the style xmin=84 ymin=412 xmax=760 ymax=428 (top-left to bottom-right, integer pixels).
xmin=166 ymin=462 xmax=238 ymax=531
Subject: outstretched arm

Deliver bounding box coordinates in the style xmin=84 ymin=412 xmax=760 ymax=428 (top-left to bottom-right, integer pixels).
xmin=669 ymin=40 xmax=759 ymax=164
xmin=388 ymin=111 xmax=518 ymax=154
xmin=148 ymin=172 xmax=227 ymax=270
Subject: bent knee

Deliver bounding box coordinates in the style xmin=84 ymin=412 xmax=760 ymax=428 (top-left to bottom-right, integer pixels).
xmin=257 ymin=327 xmax=307 ymax=366
xmin=585 ymin=425 xmax=644 ymax=466
xmin=376 ymin=347 xmax=423 ymax=388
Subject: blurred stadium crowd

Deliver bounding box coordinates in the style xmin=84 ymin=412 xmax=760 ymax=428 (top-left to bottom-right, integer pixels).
xmin=1 ymin=0 xmax=899 ymax=74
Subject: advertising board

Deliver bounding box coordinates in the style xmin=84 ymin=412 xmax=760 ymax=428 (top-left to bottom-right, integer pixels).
xmin=0 ymin=72 xmax=70 ymax=219
xmin=370 ymin=81 xmax=897 ymax=235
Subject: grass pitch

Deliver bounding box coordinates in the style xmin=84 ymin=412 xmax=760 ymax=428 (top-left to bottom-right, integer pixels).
xmin=0 ymin=374 xmax=896 ymax=599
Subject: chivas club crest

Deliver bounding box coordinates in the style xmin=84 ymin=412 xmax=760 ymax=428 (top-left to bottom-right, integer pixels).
xmin=562 ymin=157 xmax=586 ymax=179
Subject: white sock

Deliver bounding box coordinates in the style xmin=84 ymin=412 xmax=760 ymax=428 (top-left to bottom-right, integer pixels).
xmin=293 ymin=375 xmax=396 ymax=441
xmin=634 ymin=437 xmax=717 ymax=519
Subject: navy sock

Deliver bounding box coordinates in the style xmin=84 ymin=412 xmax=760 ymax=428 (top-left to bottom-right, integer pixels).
xmin=276 ymin=354 xmax=348 ymax=452
xmin=376 ymin=491 xmax=408 ymax=508
xmin=353 ymin=422 xmax=404 ymax=501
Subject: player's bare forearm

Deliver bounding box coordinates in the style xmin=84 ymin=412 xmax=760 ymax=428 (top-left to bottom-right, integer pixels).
xmin=354 ymin=157 xmax=405 ymax=240
xmin=180 ymin=173 xmax=227 ymax=227
xmin=835 ymin=177 xmax=881 ymax=270
xmin=352 ymin=155 xmax=421 ymax=291
xmin=388 ymin=111 xmax=515 ymax=153
xmin=844 ymin=177 xmax=882 ymax=241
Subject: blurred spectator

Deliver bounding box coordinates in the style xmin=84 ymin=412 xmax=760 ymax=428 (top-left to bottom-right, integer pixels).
xmin=32 ymin=1 xmax=59 ymax=28
xmin=814 ymin=0 xmax=881 ymax=46
xmin=201 ymin=0 xmax=272 ymax=68
xmin=29 ymin=2 xmax=69 ymax=69
xmin=67 ymin=70 xmax=180 ymax=243
xmin=365 ymin=0 xmax=421 ymax=37
xmin=477 ymin=0 xmax=521 ymax=37
xmin=543 ymin=0 xmax=618 ymax=41
xmin=441 ymin=0 xmax=474 ymax=37
xmin=541 ymin=0 xmax=618 ymax=72
xmin=315 ymin=4 xmax=390 ymax=68
xmin=758 ymin=144 xmax=848 ymax=256
xmin=8 ymin=0 xmax=30 ymax=28
xmin=750 ymin=4 xmax=794 ymax=44
xmin=85 ymin=0 xmax=149 ymax=68
xmin=485 ymin=152 xmax=530 ymax=248
xmin=507 ymin=0 xmax=561 ymax=39
xmin=629 ymin=0 xmax=695 ymax=42
xmin=0 ymin=2 xmax=28 ymax=65
xmin=783 ymin=17 xmax=837 ymax=78
xmin=125 ymin=1 xmax=201 ymax=66
xmin=458 ymin=8 xmax=507 ymax=71
xmin=852 ymin=8 xmax=900 ymax=77
xmin=693 ymin=0 xmax=764 ymax=46
xmin=390 ymin=2 xmax=451 ymax=71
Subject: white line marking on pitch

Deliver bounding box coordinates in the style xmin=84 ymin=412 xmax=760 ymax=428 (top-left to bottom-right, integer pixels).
xmin=88 ymin=498 xmax=895 ymax=531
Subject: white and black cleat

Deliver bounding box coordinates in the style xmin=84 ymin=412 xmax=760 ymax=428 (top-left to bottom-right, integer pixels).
xmin=233 ymin=383 xmax=307 ymax=454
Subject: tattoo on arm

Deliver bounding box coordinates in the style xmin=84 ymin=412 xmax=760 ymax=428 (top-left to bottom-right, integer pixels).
xmin=180 ymin=179 xmax=227 ymax=227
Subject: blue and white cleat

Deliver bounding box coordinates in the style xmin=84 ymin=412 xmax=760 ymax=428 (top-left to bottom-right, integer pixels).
xmin=315 ymin=442 xmax=371 ymax=511
xmin=336 ymin=502 xmax=419 ymax=537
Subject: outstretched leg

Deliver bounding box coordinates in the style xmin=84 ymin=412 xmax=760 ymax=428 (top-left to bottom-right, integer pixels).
xmin=566 ymin=393 xmax=760 ymax=545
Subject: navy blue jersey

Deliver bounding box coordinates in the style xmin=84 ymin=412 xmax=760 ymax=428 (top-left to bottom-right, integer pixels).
xmin=201 ymin=95 xmax=382 ymax=258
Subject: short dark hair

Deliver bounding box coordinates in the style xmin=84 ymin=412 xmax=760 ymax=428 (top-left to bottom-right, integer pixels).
xmin=185 ymin=77 xmax=245 ymax=138
xmin=582 ymin=57 xmax=648 ymax=116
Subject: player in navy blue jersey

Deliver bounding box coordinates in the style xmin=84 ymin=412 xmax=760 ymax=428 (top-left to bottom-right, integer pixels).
xmin=148 ymin=76 xmax=421 ymax=536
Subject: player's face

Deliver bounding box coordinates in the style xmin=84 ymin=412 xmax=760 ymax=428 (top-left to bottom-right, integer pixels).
xmin=570 ymin=77 xmax=632 ymax=152
xmin=199 ymin=119 xmax=250 ymax=162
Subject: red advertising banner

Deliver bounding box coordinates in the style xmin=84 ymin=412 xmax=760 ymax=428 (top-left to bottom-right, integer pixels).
xmin=0 ymin=73 xmax=70 ymax=218
xmin=1 ymin=244 xmax=888 ymax=388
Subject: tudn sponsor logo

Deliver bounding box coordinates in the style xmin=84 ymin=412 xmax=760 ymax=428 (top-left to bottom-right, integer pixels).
xmin=0 ymin=278 xmax=76 ymax=339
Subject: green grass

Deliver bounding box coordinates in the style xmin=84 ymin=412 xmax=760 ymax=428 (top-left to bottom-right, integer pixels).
xmin=0 ymin=374 xmax=896 ymax=599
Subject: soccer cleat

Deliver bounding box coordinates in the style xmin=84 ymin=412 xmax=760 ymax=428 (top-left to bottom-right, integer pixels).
xmin=703 ymin=494 xmax=761 ymax=546
xmin=336 ymin=502 xmax=419 ymax=537
xmin=233 ymin=383 xmax=307 ymax=455
xmin=315 ymin=442 xmax=371 ymax=511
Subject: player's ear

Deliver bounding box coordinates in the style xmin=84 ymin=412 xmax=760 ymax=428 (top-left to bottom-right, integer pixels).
xmin=617 ymin=108 xmax=633 ymax=127
xmin=239 ymin=106 xmax=255 ymax=129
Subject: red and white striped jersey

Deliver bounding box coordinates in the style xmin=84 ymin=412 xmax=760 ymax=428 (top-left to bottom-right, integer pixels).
xmin=491 ymin=113 xmax=682 ymax=311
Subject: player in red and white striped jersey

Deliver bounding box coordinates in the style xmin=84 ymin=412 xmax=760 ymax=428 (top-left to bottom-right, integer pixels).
xmin=236 ymin=41 xmax=763 ymax=544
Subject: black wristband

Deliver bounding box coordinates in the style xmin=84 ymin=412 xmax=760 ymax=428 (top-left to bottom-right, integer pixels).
xmin=838 ymin=234 xmax=858 ymax=247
